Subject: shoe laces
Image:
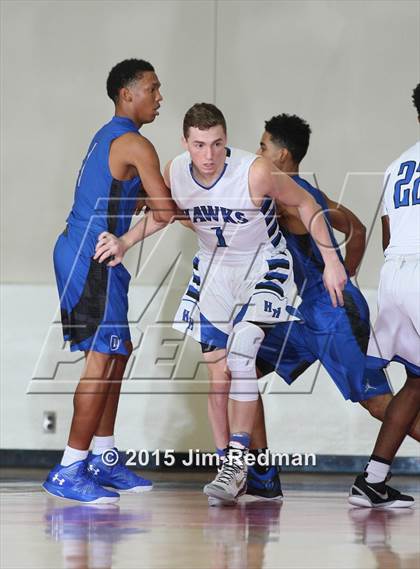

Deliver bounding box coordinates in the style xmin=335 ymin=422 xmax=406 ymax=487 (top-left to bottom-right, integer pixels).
xmin=215 ymin=455 xmax=245 ymax=485
xmin=80 ymin=463 xmax=101 ymax=491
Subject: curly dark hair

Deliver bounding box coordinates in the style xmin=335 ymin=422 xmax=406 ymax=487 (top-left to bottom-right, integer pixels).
xmin=412 ymin=83 xmax=420 ymax=116
xmin=106 ymin=59 xmax=155 ymax=103
xmin=264 ymin=114 xmax=311 ymax=164
xmin=183 ymin=103 xmax=227 ymax=138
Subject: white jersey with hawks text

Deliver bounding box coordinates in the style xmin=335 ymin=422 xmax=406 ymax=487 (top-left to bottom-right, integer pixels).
xmin=382 ymin=141 xmax=420 ymax=256
xmin=169 ymin=147 xmax=287 ymax=264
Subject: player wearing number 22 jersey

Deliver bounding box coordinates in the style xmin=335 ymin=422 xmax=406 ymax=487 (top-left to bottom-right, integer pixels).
xmin=366 ymin=140 xmax=420 ymax=377
xmin=349 ymin=85 xmax=420 ymax=510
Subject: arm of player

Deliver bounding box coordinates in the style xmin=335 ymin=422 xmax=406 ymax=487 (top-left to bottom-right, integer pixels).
xmin=321 ymin=192 xmax=366 ymax=277
xmin=249 ymin=158 xmax=347 ymax=307
xmin=94 ymin=209 xmax=168 ymax=266
xmin=94 ymin=160 xmax=191 ymax=266
xmin=123 ymin=134 xmax=177 ymax=224
xmin=381 ymin=215 xmax=390 ymax=252
xmin=94 ymin=209 xmax=195 ymax=266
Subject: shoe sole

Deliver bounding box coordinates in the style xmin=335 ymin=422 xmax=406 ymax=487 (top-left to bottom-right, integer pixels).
xmin=42 ymin=484 xmax=120 ymax=504
xmin=348 ymin=496 xmax=414 ymax=509
xmin=207 ymin=496 xmax=236 ymax=507
xmin=204 ymin=487 xmax=237 ymax=505
xmin=105 ymin=485 xmax=153 ymax=494
xmin=204 ymin=482 xmax=247 ymax=506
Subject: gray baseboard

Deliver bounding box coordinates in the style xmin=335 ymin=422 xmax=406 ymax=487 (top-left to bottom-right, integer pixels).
xmin=0 ymin=449 xmax=419 ymax=474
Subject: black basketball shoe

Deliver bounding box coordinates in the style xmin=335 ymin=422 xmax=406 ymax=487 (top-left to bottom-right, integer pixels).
xmin=348 ymin=473 xmax=414 ymax=509
xmin=246 ymin=465 xmax=283 ymax=500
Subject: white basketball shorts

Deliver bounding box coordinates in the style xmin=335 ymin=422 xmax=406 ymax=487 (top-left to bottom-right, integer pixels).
xmin=173 ymin=248 xmax=301 ymax=350
xmin=367 ymin=254 xmax=420 ymax=376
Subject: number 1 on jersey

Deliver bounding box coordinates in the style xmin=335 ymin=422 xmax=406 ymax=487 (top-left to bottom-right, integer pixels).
xmin=211 ymin=226 xmax=227 ymax=247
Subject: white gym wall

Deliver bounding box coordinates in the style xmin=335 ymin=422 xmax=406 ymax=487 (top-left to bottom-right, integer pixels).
xmin=1 ymin=1 xmax=419 ymax=459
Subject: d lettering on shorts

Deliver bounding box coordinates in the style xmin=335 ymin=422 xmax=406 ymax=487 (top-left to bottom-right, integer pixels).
xmin=110 ymin=335 xmax=120 ymax=351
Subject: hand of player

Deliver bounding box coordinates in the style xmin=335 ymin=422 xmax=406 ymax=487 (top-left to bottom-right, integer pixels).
xmin=322 ymin=258 xmax=347 ymax=307
xmin=94 ymin=232 xmax=129 ymax=267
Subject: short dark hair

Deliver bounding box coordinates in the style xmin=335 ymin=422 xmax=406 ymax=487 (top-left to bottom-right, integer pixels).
xmin=183 ymin=103 xmax=227 ymax=138
xmin=412 ymin=83 xmax=420 ymax=116
xmin=106 ymin=59 xmax=155 ymax=103
xmin=265 ymin=114 xmax=311 ymax=164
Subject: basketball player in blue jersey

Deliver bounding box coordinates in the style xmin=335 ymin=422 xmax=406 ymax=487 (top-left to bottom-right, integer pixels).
xmin=247 ymin=114 xmax=420 ymax=499
xmin=42 ymin=59 xmax=176 ymax=504
xmin=96 ymin=103 xmax=348 ymax=505
xmin=348 ymin=84 xmax=420 ymax=509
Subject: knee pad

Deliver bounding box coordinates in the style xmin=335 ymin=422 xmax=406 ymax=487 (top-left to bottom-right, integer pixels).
xmin=227 ymin=321 xmax=265 ymax=402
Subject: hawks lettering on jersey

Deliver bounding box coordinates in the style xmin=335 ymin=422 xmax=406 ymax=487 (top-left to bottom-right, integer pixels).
xmin=185 ymin=206 xmax=249 ymax=225
xmin=170 ymin=147 xmax=286 ymax=263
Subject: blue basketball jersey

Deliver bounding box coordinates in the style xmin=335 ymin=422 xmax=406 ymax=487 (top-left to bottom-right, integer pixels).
xmin=67 ymin=115 xmax=143 ymax=238
xmin=283 ymin=175 xmax=345 ymax=297
xmin=54 ymin=115 xmax=144 ymax=355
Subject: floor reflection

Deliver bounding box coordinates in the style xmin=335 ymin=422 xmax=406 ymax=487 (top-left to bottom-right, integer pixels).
xmin=348 ymin=507 xmax=419 ymax=569
xmin=34 ymin=490 xmax=420 ymax=569
xmin=203 ymin=499 xmax=282 ymax=569
xmin=44 ymin=500 xmax=152 ymax=569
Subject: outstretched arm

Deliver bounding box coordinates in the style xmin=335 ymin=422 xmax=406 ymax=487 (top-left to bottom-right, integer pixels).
xmin=321 ymin=192 xmax=366 ymax=277
xmin=249 ymin=158 xmax=347 ymax=307
xmin=95 ymin=160 xmax=192 ymax=266
xmin=94 ymin=209 xmax=168 ymax=266
xmin=118 ymin=133 xmax=177 ymax=224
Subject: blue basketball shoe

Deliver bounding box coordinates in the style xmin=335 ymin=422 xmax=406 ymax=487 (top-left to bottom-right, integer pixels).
xmin=87 ymin=449 xmax=153 ymax=493
xmin=246 ymin=465 xmax=283 ymax=500
xmin=42 ymin=461 xmax=120 ymax=504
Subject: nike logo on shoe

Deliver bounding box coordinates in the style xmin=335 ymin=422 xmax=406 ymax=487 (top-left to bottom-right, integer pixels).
xmin=367 ymin=486 xmax=388 ymax=500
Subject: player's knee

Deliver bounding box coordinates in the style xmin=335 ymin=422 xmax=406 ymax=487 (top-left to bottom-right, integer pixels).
xmin=227 ymin=322 xmax=265 ymax=372
xmin=208 ymin=373 xmax=231 ymax=396
xmin=227 ymin=322 xmax=265 ymax=402
xmin=363 ymin=396 xmax=389 ymax=421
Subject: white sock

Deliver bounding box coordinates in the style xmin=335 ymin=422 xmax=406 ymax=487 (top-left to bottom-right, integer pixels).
xmin=60 ymin=445 xmax=89 ymax=467
xmin=366 ymin=459 xmax=390 ymax=483
xmin=92 ymin=435 xmax=115 ymax=456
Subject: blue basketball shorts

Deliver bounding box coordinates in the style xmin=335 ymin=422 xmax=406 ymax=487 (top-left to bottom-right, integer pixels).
xmin=256 ymin=283 xmax=392 ymax=402
xmin=53 ymin=223 xmax=131 ymax=356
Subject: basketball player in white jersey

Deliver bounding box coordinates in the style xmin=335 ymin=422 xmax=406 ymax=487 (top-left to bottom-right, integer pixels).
xmin=348 ymin=84 xmax=420 ymax=509
xmin=95 ymin=103 xmax=347 ymax=504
